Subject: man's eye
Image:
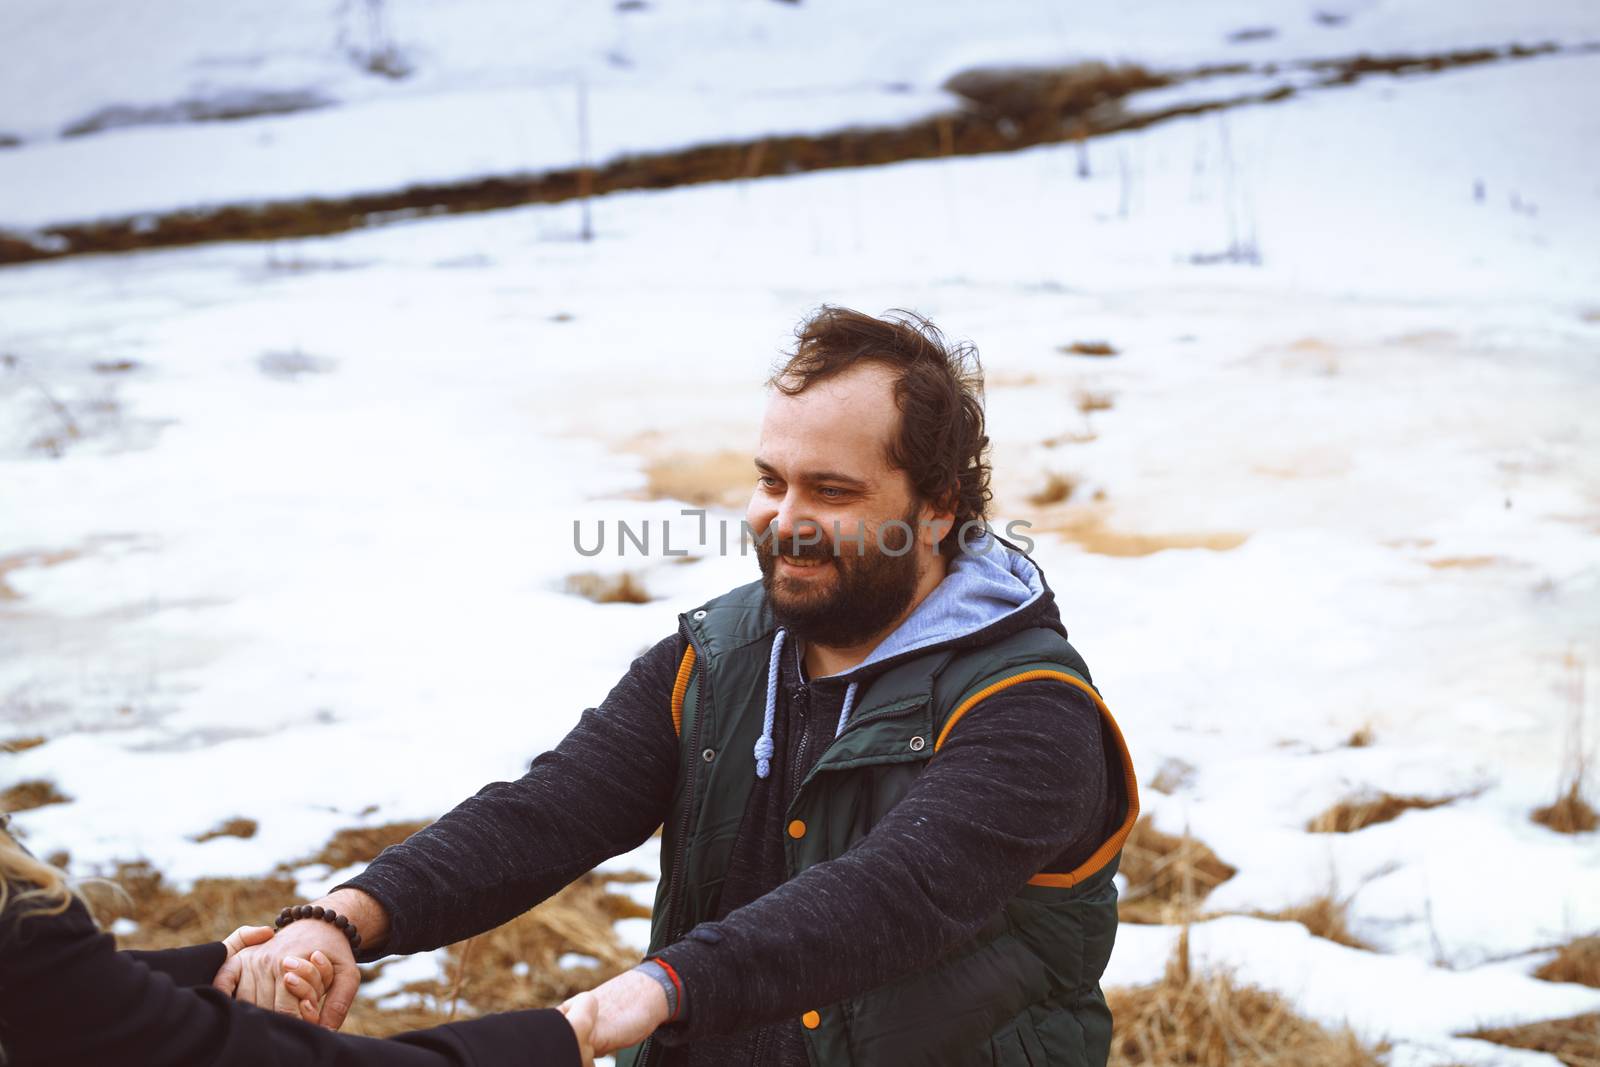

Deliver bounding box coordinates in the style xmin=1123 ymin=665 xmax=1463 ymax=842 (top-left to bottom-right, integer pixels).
xmin=758 ymin=475 xmax=779 ymax=489
xmin=818 ymin=487 xmax=843 ymax=499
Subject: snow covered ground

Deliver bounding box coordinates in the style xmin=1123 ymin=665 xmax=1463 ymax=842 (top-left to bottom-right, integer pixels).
xmin=2 ymin=0 xmax=1598 ymax=228
xmin=3 ymin=4 xmax=1600 ymax=1064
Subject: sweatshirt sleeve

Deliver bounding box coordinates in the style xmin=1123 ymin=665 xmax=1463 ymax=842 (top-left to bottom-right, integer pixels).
xmin=651 ymin=679 xmax=1113 ymax=1040
xmin=339 ymin=632 xmax=685 ymax=956
xmin=123 ymin=941 xmax=228 ymax=987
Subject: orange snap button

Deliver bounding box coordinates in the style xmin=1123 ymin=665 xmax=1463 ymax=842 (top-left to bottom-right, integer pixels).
xmin=802 ymin=1010 xmax=821 ymax=1029
xmin=787 ymin=819 xmax=807 ymax=839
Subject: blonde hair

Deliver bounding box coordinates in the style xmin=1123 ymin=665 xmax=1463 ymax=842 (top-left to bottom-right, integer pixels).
xmin=0 ymin=823 xmax=79 ymax=923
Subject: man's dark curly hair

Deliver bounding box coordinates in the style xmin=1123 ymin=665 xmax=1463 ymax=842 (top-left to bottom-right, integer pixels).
xmin=768 ymin=306 xmax=992 ymax=558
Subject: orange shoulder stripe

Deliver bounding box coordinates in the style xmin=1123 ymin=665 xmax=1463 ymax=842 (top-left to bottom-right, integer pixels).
xmin=670 ymin=645 xmax=697 ymax=737
xmin=934 ymin=669 xmax=1140 ymax=889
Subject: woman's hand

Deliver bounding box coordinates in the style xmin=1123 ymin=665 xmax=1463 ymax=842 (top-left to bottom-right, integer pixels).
xmin=222 ymin=925 xmax=275 ymax=959
xmin=560 ymin=970 xmax=668 ymax=1056
xmin=559 ymin=992 xmax=599 ymax=1067
xmin=281 ymin=951 xmax=336 ymax=1024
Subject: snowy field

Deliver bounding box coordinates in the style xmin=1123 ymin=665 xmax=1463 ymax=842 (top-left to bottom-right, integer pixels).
xmin=3 ymin=3 xmax=1600 ymax=1064
xmin=3 ymin=0 xmax=1599 ymax=229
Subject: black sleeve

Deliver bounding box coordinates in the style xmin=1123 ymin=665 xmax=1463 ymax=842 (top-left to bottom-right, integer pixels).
xmin=124 ymin=941 xmax=228 ymax=987
xmin=652 ymin=679 xmax=1112 ymax=1040
xmin=340 ymin=631 xmax=686 ymax=956
xmin=0 ymin=896 xmax=580 ymax=1066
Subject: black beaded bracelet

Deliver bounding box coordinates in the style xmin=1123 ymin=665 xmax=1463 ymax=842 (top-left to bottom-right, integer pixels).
xmin=275 ymin=904 xmax=362 ymax=952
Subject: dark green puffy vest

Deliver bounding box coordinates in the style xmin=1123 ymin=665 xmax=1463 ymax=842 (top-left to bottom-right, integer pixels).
xmin=620 ymin=579 xmax=1139 ymax=1067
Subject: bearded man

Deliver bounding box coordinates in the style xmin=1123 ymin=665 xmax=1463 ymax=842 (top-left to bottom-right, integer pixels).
xmin=218 ymin=306 xmax=1137 ymax=1067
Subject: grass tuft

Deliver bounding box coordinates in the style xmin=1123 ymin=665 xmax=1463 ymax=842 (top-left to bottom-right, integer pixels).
xmin=1119 ymin=817 xmax=1236 ymax=924
xmin=1147 ymin=758 xmax=1196 ymax=795
xmin=565 ymin=571 xmax=652 ymax=605
xmin=1 ymin=778 xmax=71 ymax=812
xmin=191 ymin=817 xmax=260 ymax=843
xmin=1250 ymin=893 xmax=1372 ymax=951
xmin=1533 ymin=781 xmax=1598 ymax=835
xmin=1533 ymin=652 xmax=1596 ymax=834
xmin=1107 ymin=930 xmax=1386 ymax=1066
xmin=1028 ymin=472 xmax=1078 ymax=507
xmin=1461 ymin=1013 xmax=1600 ymax=1067
xmin=1076 ymin=390 xmax=1115 ymax=414
xmin=1536 ymin=936 xmax=1600 ymax=987
xmin=1306 ymin=791 xmax=1457 ymax=833
xmin=1059 ymin=340 xmax=1119 ymax=357
xmin=1345 ymin=724 xmax=1375 ymax=748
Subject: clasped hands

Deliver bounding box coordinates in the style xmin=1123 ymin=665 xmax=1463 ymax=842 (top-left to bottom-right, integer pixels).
xmin=214 ymin=917 xmax=669 ymax=1060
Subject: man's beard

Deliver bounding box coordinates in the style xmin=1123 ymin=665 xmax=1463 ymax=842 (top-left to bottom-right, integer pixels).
xmin=757 ymin=506 xmax=923 ymax=650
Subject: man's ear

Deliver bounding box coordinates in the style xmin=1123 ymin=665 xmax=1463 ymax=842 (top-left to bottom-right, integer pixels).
xmin=920 ymin=491 xmax=959 ymax=550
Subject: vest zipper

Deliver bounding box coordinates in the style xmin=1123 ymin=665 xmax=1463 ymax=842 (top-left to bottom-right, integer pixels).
xmin=636 ymin=619 xmax=717 ymax=1067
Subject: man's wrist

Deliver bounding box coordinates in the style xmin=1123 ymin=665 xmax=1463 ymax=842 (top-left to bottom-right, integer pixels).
xmin=632 ymin=958 xmax=685 ymax=1022
xmin=312 ymin=888 xmax=390 ymax=952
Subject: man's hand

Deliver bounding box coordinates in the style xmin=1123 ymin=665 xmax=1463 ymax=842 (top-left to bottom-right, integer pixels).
xmin=212 ymin=889 xmax=388 ymax=1029
xmin=560 ymin=969 xmax=671 ymax=1055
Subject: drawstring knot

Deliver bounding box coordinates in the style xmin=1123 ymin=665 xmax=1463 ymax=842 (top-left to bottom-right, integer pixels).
xmin=755 ymin=628 xmax=786 ymax=779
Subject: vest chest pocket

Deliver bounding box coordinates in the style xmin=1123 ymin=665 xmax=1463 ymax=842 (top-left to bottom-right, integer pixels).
xmin=864 ymin=757 xmax=932 ymax=827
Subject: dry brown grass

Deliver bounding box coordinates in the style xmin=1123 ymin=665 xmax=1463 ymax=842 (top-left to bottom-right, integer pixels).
xmin=1028 ymin=472 xmax=1079 ymax=507
xmin=1059 ymin=340 xmax=1119 ymax=357
xmin=1345 ymin=725 xmax=1375 ymax=748
xmin=1147 ymin=758 xmax=1196 ymax=795
xmin=1107 ymin=930 xmax=1385 ymax=1066
xmin=1534 ymin=781 xmax=1599 ymax=834
xmin=1250 ymin=894 xmax=1372 ymax=951
xmin=0 ymin=547 xmax=83 ymax=600
xmin=1536 ymin=936 xmax=1600 ymax=987
xmin=564 ymin=571 xmax=652 ymax=605
xmin=1119 ymin=817 xmax=1237 ymax=924
xmin=295 ymin=820 xmax=431 ymax=869
xmin=1425 ymin=555 xmax=1503 ymax=570
xmin=342 ymin=869 xmax=653 ymax=1036
xmin=78 ymin=819 xmax=651 ymax=1038
xmin=1533 ymin=652 xmax=1597 ymax=834
xmin=1 ymin=735 xmax=46 ymax=753
xmin=1076 ymin=390 xmax=1116 ymax=414
xmin=1042 ymin=509 xmax=1250 ymax=558
xmin=6 ymin=45 xmax=1576 ymax=267
xmin=87 ymin=860 xmax=300 ymax=952
xmin=638 ymin=449 xmax=754 ymax=510
xmin=1462 ymin=1013 xmax=1600 ymax=1067
xmin=88 ymin=858 xmax=651 ymax=1033
xmin=191 ymin=817 xmax=259 ymax=843
xmin=1 ymin=778 xmax=72 ymax=812
xmin=1306 ymin=791 xmax=1456 ymax=833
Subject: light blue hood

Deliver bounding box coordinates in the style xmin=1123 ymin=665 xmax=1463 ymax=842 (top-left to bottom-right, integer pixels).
xmin=753 ymin=532 xmax=1048 ymax=778
xmin=822 ymin=530 xmax=1046 ymax=680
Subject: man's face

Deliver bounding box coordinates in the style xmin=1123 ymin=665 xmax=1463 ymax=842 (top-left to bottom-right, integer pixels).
xmin=745 ymin=363 xmax=944 ymax=649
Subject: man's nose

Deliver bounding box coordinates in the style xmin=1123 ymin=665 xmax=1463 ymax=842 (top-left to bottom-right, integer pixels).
xmin=771 ymin=494 xmax=823 ymax=552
